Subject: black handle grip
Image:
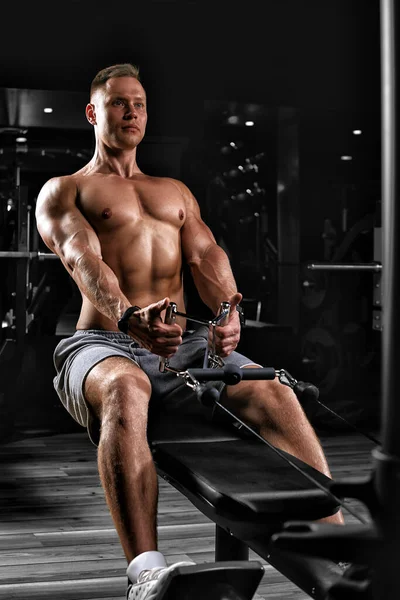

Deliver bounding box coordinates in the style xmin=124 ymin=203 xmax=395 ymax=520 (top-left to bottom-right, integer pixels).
xmin=195 ymin=383 xmax=221 ymax=407
xmin=293 ymin=381 xmax=320 ymax=401
xmin=188 ymin=364 xmax=276 ymax=384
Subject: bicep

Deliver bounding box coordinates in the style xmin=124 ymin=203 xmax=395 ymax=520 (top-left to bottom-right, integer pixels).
xmin=35 ymin=178 xmax=102 ymax=273
xmin=178 ymin=184 xmax=217 ymax=262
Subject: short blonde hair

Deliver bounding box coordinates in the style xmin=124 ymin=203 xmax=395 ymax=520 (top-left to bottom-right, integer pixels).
xmin=90 ymin=63 xmax=141 ymax=99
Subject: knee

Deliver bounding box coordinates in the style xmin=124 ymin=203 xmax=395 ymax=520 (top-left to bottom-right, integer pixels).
xmin=268 ymin=378 xmax=299 ymax=404
xmin=267 ymin=379 xmax=307 ymax=415
xmin=251 ymin=379 xmax=308 ymax=430
xmin=100 ymin=370 xmax=152 ymax=430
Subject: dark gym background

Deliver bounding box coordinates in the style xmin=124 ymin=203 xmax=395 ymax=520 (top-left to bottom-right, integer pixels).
xmin=0 ymin=0 xmax=381 ymax=441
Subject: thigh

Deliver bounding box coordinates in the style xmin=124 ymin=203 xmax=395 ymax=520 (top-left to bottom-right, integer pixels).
xmin=53 ymin=330 xmax=149 ymax=446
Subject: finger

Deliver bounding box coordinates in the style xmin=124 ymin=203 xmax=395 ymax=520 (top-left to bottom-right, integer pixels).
xmin=208 ymin=326 xmax=237 ymax=342
xmin=167 ymin=322 xmax=183 ymax=335
xmin=149 ymin=297 xmax=170 ymax=317
xmin=228 ymin=292 xmax=243 ymax=310
xmin=156 ymin=322 xmax=182 ymax=338
xmin=214 ymin=324 xmax=240 ymax=339
xmin=151 ymin=330 xmax=182 ymax=344
xmin=209 ymin=338 xmax=234 ymax=356
xmin=212 ymin=330 xmax=240 ymax=350
xmin=152 ymin=329 xmax=182 ymax=345
xmin=219 ymin=337 xmax=239 ymax=355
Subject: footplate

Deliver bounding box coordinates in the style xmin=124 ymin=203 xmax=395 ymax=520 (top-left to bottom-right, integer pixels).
xmin=156 ymin=561 xmax=264 ymax=600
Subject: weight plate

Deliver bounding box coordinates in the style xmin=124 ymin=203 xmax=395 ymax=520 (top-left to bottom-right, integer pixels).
xmin=301 ymin=267 xmax=328 ymax=310
xmin=301 ymin=327 xmax=343 ymax=395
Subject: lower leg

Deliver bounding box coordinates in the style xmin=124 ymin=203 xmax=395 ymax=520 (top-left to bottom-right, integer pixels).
xmin=98 ymin=418 xmax=159 ymax=561
xmin=223 ymin=379 xmax=345 ymax=524
xmin=84 ymin=360 xmax=160 ymax=563
xmin=260 ymin=409 xmax=345 ymax=525
xmin=259 ymin=383 xmax=333 ymax=477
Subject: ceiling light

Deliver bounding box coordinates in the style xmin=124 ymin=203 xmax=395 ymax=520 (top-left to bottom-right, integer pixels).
xmin=245 ymin=120 xmax=254 ymax=127
xmin=341 ymin=155 xmax=353 ymax=161
xmin=44 ymin=107 xmax=53 ymax=113
xmin=352 ymin=129 xmax=362 ymax=135
xmin=16 ymin=137 xmax=27 ymax=143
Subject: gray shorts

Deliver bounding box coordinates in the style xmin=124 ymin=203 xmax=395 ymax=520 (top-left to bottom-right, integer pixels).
xmin=53 ymin=326 xmax=261 ymax=445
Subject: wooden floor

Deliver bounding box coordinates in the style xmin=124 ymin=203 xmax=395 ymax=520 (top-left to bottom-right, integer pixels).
xmin=0 ymin=423 xmax=376 ymax=600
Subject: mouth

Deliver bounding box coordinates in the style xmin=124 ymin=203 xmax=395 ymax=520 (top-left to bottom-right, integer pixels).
xmin=122 ymin=125 xmax=140 ymax=133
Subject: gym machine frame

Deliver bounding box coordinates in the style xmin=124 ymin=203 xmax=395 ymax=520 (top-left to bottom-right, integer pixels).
xmin=266 ymin=2 xmax=399 ymax=598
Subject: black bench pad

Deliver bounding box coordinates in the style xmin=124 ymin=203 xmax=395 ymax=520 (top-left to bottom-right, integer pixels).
xmin=152 ymin=436 xmax=340 ymax=524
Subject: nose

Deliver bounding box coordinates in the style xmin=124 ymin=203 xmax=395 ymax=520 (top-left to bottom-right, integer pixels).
xmin=123 ymin=102 xmax=138 ymax=120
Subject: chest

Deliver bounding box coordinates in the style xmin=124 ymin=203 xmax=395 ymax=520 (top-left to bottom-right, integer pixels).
xmin=77 ymin=177 xmax=186 ymax=235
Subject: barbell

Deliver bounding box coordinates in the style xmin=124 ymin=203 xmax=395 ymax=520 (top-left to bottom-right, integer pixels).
xmin=0 ymin=251 xmax=58 ymax=260
xmin=307 ymin=262 xmax=382 ymax=272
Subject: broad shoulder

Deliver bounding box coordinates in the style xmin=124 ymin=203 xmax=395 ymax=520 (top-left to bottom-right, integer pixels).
xmin=161 ymin=177 xmax=198 ymax=210
xmin=36 ymin=174 xmax=79 ymax=210
xmin=161 ymin=176 xmax=191 ymax=194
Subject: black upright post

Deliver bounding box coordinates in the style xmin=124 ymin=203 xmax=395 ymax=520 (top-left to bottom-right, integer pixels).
xmin=215 ymin=526 xmax=249 ymax=562
xmin=372 ymin=0 xmax=400 ymax=597
xmin=276 ymin=108 xmax=300 ymax=333
xmin=15 ymin=182 xmax=29 ymax=349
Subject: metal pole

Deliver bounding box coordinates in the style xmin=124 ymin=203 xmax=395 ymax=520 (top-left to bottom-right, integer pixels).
xmin=0 ymin=251 xmax=58 ymax=259
xmin=307 ymin=262 xmax=382 ymax=272
xmin=276 ymin=108 xmax=301 ymax=332
xmin=379 ymin=0 xmax=399 ymax=456
xmin=372 ymin=0 xmax=400 ymax=596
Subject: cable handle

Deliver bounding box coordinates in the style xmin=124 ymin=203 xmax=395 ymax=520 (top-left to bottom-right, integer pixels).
xmin=159 ymin=302 xmax=177 ymax=373
xmin=216 ymin=301 xmax=231 ymax=326
xmin=209 ymin=301 xmax=231 ymax=359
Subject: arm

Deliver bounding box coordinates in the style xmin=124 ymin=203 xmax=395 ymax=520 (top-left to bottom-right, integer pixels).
xmin=176 ymin=180 xmax=242 ymax=356
xmin=35 ymin=176 xmax=182 ymax=357
xmin=178 ymin=180 xmax=240 ymax=313
xmin=35 ymin=176 xmax=131 ymax=324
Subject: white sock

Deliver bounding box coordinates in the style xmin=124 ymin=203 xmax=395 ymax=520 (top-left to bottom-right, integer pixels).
xmin=127 ymin=551 xmax=167 ymax=583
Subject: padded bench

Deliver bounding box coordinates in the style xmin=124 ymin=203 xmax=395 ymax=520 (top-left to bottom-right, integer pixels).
xmin=148 ymin=400 xmax=346 ymax=599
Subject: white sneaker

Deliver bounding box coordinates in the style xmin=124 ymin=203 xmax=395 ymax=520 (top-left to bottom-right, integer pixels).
xmin=127 ymin=561 xmax=195 ymax=600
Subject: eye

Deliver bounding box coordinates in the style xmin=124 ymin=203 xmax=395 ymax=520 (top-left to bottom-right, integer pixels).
xmin=113 ymin=99 xmax=125 ymax=106
xmin=135 ymin=102 xmax=145 ymax=109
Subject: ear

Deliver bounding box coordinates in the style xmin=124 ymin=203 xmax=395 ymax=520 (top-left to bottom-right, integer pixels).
xmin=86 ymin=103 xmax=96 ymax=125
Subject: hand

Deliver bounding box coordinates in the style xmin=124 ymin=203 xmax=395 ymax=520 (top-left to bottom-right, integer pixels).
xmin=127 ymin=297 xmax=183 ymax=358
xmin=208 ymin=292 xmax=243 ymax=358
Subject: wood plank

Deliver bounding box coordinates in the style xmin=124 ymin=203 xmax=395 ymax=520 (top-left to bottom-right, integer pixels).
xmin=0 ymin=545 xmax=124 ymax=566
xmin=0 ymin=576 xmax=126 ymax=600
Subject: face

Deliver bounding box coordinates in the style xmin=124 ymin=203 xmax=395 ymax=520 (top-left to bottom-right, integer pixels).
xmin=86 ymin=76 xmax=147 ymax=149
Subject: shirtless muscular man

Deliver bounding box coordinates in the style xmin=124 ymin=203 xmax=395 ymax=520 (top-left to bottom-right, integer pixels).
xmin=35 ymin=63 xmax=343 ymax=600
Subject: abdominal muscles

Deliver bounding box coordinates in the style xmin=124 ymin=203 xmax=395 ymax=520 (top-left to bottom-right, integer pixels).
xmin=101 ymin=220 xmax=183 ymax=304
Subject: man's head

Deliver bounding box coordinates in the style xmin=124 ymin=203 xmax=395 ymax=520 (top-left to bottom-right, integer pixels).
xmin=86 ymin=63 xmax=147 ymax=150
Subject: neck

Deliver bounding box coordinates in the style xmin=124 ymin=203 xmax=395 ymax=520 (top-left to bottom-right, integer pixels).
xmin=88 ymin=143 xmax=143 ymax=178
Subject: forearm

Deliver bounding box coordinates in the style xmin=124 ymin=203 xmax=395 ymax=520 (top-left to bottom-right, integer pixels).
xmin=71 ymin=252 xmax=130 ymax=324
xmin=189 ymin=243 xmax=238 ymax=314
